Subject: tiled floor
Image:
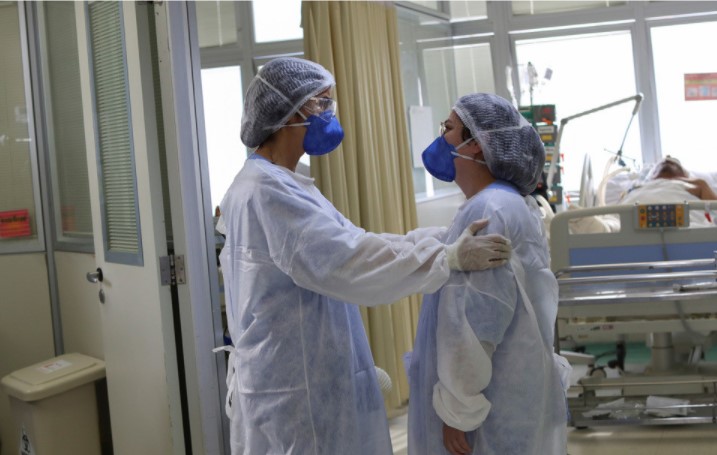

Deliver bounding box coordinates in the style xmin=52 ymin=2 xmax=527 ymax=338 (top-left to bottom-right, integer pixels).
xmin=388 ymin=411 xmax=717 ymax=455
xmin=567 ymin=424 xmax=717 ymax=455
xmin=388 ymin=412 xmax=408 ymax=455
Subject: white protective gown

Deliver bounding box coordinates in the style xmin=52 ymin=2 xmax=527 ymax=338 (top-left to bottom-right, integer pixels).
xmin=408 ymin=181 xmax=570 ymax=455
xmin=218 ymin=155 xmax=451 ymax=455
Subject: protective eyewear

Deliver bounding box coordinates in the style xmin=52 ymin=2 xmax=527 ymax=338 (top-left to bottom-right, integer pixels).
xmin=304 ymin=97 xmax=337 ymax=117
xmin=440 ymin=121 xmax=472 ymax=140
xmin=440 ymin=121 xmax=463 ymax=136
xmin=439 ymin=121 xmax=447 ymax=136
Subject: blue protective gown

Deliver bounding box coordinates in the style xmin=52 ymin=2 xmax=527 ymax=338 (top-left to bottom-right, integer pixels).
xmin=218 ymin=156 xmax=451 ymax=455
xmin=408 ymin=181 xmax=569 ymax=455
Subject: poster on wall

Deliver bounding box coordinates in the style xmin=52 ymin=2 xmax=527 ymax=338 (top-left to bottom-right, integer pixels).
xmin=0 ymin=209 xmax=31 ymax=238
xmin=684 ymin=73 xmax=717 ymax=101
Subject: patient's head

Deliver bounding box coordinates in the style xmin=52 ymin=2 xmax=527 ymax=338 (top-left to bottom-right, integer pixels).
xmin=650 ymin=156 xmax=688 ymax=180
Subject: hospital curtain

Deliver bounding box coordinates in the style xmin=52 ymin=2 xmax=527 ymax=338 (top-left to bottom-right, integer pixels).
xmin=302 ymin=1 xmax=422 ymax=413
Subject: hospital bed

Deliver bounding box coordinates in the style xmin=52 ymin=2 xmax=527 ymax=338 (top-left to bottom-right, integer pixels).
xmin=550 ymin=202 xmax=717 ymax=427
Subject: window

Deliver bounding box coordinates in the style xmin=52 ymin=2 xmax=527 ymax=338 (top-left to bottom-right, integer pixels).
xmin=194 ymin=0 xmax=717 ymax=209
xmin=87 ymin=1 xmax=143 ymax=264
xmin=200 ymin=66 xmax=246 ymax=210
xmin=405 ymin=1 xmax=441 ymax=11
xmin=651 ymin=20 xmax=717 ymax=173
xmin=0 ymin=2 xmax=43 ymax=252
xmin=251 ymin=0 xmax=302 ymax=43
xmin=448 ymin=1 xmax=487 ymax=22
xmin=515 ymin=31 xmax=641 ymax=198
xmin=512 ymin=1 xmax=626 ymax=16
xmin=195 ymin=1 xmax=237 ymax=48
xmin=39 ymin=1 xmax=93 ymax=249
xmin=197 ymin=2 xmax=305 ymax=208
xmin=397 ymin=6 xmax=455 ymax=198
xmin=418 ymin=44 xmax=495 ymax=197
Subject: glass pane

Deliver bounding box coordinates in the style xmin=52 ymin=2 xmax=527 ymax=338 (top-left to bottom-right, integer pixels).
xmin=0 ymin=2 xmax=38 ymax=243
xmin=41 ymin=2 xmax=93 ymax=244
xmin=196 ymin=0 xmax=237 ymax=48
xmin=201 ymin=66 xmax=246 ymax=211
xmin=88 ymin=1 xmax=142 ymax=264
xmin=516 ymin=31 xmax=641 ymax=203
xmin=652 ymin=21 xmax=717 ymax=173
xmin=448 ymin=1 xmax=487 ymax=21
xmin=406 ymin=1 xmax=440 ymax=10
xmin=252 ymin=0 xmax=302 ymax=43
xmin=419 ymin=44 xmax=495 ymax=197
xmin=513 ymin=1 xmax=626 ymax=16
xmin=397 ymin=6 xmax=456 ymax=198
xmin=453 ymin=44 xmax=495 ymax=97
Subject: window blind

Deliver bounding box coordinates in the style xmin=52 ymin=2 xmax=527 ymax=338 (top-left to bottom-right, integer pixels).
xmin=88 ymin=1 xmax=142 ymax=264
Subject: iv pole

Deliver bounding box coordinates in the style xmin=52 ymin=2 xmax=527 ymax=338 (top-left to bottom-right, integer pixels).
xmin=546 ymin=93 xmax=644 ymax=192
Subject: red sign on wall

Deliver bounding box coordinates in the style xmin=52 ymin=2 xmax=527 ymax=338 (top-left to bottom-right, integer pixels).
xmin=684 ymin=73 xmax=717 ymax=101
xmin=0 ymin=209 xmax=31 ymax=238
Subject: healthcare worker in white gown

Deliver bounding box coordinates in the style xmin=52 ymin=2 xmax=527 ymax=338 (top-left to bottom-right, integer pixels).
xmin=408 ymin=93 xmax=571 ymax=455
xmin=216 ymin=58 xmax=513 ymax=455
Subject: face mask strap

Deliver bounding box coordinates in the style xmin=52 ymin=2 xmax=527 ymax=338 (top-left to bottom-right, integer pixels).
xmin=285 ymin=107 xmax=335 ymax=128
xmin=451 ymin=151 xmax=487 ymax=165
xmin=454 ymin=136 xmax=475 ymax=150
xmin=285 ymin=122 xmax=310 ymax=128
xmin=285 ymin=110 xmax=310 ymax=128
xmin=447 ymin=136 xmax=485 ymax=164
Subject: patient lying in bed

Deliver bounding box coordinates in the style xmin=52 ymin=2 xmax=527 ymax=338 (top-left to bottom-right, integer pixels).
xmin=620 ymin=156 xmax=717 ymax=203
xmin=569 ymin=156 xmax=717 ymax=233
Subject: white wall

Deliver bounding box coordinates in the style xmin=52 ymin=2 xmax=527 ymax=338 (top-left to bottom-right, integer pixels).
xmin=0 ymin=253 xmax=54 ymax=455
xmin=415 ymin=191 xmax=465 ymax=228
xmin=0 ymin=256 xmax=102 ymax=455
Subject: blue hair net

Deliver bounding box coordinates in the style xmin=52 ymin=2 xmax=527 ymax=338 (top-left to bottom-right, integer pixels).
xmin=240 ymin=57 xmax=335 ymax=148
xmin=453 ymin=93 xmax=545 ymax=196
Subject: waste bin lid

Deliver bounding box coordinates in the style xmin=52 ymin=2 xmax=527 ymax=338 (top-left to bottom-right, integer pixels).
xmin=1 ymin=353 xmax=105 ymax=402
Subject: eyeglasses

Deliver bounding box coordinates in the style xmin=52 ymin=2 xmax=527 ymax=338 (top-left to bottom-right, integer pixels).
xmin=439 ymin=121 xmax=447 ymax=136
xmin=304 ymin=97 xmax=337 ymax=116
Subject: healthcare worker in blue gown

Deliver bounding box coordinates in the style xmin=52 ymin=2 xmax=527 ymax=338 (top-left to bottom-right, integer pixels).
xmin=407 ymin=93 xmax=572 ymax=455
xmin=216 ymin=58 xmax=513 ymax=455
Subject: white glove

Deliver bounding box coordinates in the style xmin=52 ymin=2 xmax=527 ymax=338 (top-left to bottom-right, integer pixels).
xmin=445 ymin=219 xmax=511 ymax=271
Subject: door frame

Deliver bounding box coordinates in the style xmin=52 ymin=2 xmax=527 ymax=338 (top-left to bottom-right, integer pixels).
xmin=153 ymin=2 xmax=229 ymax=453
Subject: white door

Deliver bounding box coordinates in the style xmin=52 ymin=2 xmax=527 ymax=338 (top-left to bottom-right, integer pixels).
xmin=75 ymin=2 xmax=184 ymax=453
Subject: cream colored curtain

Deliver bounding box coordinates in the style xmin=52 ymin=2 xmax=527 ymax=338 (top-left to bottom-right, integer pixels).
xmin=302 ymin=1 xmax=422 ymax=412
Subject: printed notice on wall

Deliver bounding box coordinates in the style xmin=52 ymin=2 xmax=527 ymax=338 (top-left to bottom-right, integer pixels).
xmin=0 ymin=209 xmax=31 ymax=238
xmin=684 ymin=73 xmax=717 ymax=101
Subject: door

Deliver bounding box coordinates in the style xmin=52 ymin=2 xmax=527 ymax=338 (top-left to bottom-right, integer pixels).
xmin=75 ymin=2 xmax=184 ymax=453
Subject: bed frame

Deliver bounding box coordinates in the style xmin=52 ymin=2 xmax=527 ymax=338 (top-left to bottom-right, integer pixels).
xmin=550 ymin=202 xmax=717 ymax=427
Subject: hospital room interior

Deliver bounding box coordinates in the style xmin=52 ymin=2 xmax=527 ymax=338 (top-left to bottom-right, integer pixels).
xmin=2 ymin=0 xmax=717 ymax=454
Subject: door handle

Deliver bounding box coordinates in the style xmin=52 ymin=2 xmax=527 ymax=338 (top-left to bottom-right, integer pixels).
xmin=86 ymin=268 xmax=104 ymax=283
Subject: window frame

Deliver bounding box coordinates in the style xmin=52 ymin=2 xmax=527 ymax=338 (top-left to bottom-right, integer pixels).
xmin=33 ymin=1 xmax=95 ymax=254
xmin=0 ymin=2 xmax=46 ymax=255
xmin=196 ymin=1 xmax=717 ymax=204
xmin=83 ymin=1 xmax=144 ymax=266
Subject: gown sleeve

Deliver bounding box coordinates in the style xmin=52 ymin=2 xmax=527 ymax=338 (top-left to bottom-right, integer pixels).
xmin=376 ymin=226 xmax=448 ymax=244
xmin=254 ymin=177 xmax=451 ymax=306
xmin=432 ymin=210 xmax=518 ymax=432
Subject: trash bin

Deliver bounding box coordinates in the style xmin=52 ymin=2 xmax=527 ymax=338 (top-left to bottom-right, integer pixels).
xmin=1 ymin=353 xmax=106 ymax=455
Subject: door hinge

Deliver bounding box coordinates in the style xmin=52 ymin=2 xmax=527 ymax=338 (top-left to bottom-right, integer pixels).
xmin=160 ymin=254 xmax=186 ymax=286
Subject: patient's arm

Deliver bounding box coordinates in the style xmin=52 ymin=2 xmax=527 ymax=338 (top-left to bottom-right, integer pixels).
xmin=680 ymin=177 xmax=717 ymax=200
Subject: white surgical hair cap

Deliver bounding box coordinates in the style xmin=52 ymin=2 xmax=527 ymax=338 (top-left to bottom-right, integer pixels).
xmin=240 ymin=57 xmax=335 ymax=148
xmin=453 ymin=93 xmax=545 ymax=196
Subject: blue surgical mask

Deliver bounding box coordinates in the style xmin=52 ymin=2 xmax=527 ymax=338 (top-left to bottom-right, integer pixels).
xmin=421 ymin=136 xmax=486 ymax=182
xmin=288 ymin=110 xmax=344 ymax=156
